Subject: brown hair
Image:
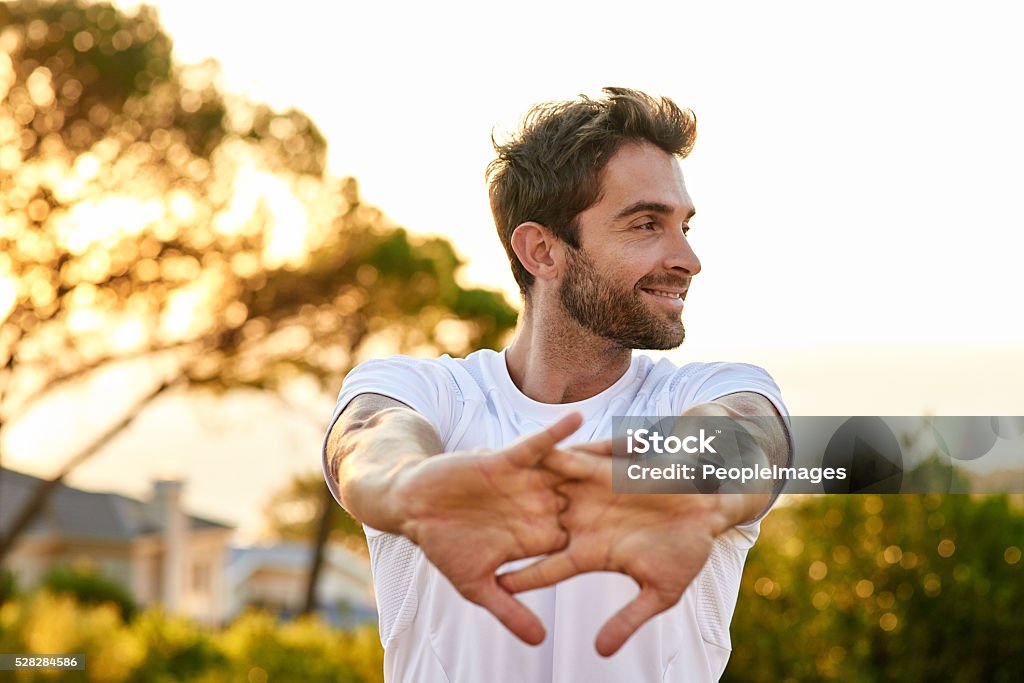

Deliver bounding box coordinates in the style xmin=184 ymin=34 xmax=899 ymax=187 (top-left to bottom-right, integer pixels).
xmin=486 ymin=87 xmax=697 ymax=296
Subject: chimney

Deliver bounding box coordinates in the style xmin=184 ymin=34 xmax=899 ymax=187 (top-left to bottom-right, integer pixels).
xmin=154 ymin=478 xmax=187 ymax=612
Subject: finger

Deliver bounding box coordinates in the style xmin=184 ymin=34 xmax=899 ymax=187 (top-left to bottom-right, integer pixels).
xmin=498 ymin=550 xmax=587 ymax=593
xmin=505 ymin=412 xmax=583 ymax=467
xmin=554 ymin=480 xmax=580 ymax=498
xmin=541 ymin=447 xmax=603 ymax=480
xmin=595 ymin=587 xmax=674 ymax=657
xmin=574 ymin=439 xmax=616 ymax=457
xmin=471 ymin=581 xmax=548 ymax=645
xmin=546 ymin=451 xmax=614 ymax=490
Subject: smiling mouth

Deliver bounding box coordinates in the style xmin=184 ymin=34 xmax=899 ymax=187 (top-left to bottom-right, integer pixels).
xmin=640 ymin=288 xmax=687 ymax=308
xmin=641 ymin=288 xmax=684 ymax=300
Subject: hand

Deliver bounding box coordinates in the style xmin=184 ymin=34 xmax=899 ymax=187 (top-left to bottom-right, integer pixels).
xmin=394 ymin=412 xmax=583 ymax=645
xmin=497 ymin=438 xmax=744 ymax=657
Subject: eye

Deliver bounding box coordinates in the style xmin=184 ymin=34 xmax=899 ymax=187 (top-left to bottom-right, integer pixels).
xmin=682 ymin=224 xmax=691 ymax=236
xmin=634 ymin=221 xmax=658 ymax=232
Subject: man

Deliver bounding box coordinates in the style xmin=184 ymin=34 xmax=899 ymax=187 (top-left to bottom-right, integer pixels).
xmin=322 ymin=87 xmax=790 ymax=682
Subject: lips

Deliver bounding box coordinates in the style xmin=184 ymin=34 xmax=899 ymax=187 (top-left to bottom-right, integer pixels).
xmin=640 ymin=287 xmax=686 ymax=311
xmin=641 ymin=288 xmax=684 ymax=300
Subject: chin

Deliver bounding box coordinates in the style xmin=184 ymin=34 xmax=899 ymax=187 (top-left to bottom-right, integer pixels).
xmin=635 ymin=328 xmax=685 ymax=351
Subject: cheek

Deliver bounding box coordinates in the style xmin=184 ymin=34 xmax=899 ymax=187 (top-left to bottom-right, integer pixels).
xmin=613 ymin=265 xmax=645 ymax=287
xmin=585 ymin=244 xmax=653 ymax=288
xmin=610 ymin=258 xmax=653 ymax=285
xmin=598 ymin=248 xmax=634 ymax=274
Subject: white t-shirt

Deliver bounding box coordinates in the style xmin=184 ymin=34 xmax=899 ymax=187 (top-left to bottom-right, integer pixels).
xmin=324 ymin=348 xmax=788 ymax=683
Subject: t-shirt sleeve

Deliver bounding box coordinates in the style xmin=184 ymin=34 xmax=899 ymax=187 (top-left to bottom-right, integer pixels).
xmin=671 ymin=362 xmax=792 ymax=540
xmin=320 ymin=356 xmax=462 ymax=517
xmin=326 ymin=356 xmax=461 ymax=442
xmin=672 ymin=362 xmax=788 ymax=420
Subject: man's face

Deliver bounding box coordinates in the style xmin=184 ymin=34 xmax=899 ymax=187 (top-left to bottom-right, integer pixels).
xmin=558 ymin=142 xmax=701 ymax=350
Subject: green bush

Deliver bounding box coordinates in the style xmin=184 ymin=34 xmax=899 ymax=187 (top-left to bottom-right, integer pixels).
xmin=0 ymin=568 xmax=16 ymax=604
xmin=220 ymin=610 xmax=382 ymax=683
xmin=725 ymin=495 xmax=1024 ymax=683
xmin=125 ymin=610 xmax=227 ymax=683
xmin=0 ymin=591 xmax=144 ymax=682
xmin=0 ymin=592 xmax=384 ymax=682
xmin=40 ymin=566 xmax=137 ymax=622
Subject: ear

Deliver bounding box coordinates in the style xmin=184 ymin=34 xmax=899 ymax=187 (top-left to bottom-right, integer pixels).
xmin=511 ymin=222 xmax=563 ymax=283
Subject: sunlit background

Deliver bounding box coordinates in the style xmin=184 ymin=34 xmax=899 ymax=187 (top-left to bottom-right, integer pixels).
xmin=4 ymin=0 xmax=1022 ymax=537
xmin=1 ymin=1 xmax=1022 ymax=680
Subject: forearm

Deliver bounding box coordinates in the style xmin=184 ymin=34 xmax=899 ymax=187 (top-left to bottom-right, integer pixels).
xmin=323 ymin=394 xmax=442 ymax=534
xmin=694 ymin=392 xmax=791 ymax=527
xmin=711 ymin=392 xmax=789 ymax=469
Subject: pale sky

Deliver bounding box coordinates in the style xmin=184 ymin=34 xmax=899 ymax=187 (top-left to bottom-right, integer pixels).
xmin=126 ymin=0 xmax=1024 ymax=353
xmin=6 ymin=1 xmax=1024 ymax=538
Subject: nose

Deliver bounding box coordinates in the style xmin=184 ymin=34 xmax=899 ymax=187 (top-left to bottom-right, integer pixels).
xmin=664 ymin=229 xmax=701 ymax=276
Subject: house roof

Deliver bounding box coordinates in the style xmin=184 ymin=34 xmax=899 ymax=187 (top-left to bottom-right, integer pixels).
xmin=0 ymin=467 xmax=232 ymax=543
xmin=226 ymin=541 xmax=371 ymax=586
xmin=226 ymin=540 xmax=370 ymax=581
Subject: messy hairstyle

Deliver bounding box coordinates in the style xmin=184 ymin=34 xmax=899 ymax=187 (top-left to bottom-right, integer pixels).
xmin=486 ymin=87 xmax=697 ymax=296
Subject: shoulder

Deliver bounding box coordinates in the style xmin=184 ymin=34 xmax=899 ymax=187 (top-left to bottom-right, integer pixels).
xmin=632 ymin=357 xmax=779 ymax=395
xmin=340 ymin=354 xmax=477 ymax=407
xmin=671 ymin=361 xmax=780 ymax=392
xmin=345 ymin=354 xmax=460 ymax=387
xmin=659 ymin=359 xmax=787 ymax=416
xmin=350 ymin=349 xmax=497 ymax=390
xmin=336 ymin=351 xmax=500 ymax=439
xmin=333 ymin=355 xmax=455 ymax=440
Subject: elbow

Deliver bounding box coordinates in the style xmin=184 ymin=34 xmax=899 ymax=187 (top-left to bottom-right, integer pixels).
xmin=322 ymin=419 xmax=350 ymax=511
xmin=321 ymin=403 xmax=410 ymax=513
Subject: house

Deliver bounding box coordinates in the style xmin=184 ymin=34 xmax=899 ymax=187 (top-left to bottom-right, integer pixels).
xmin=0 ymin=467 xmax=233 ymax=624
xmin=225 ymin=541 xmax=376 ymax=627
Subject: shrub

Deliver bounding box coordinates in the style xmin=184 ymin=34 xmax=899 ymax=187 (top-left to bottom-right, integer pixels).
xmin=0 ymin=594 xmax=384 ymax=682
xmin=219 ymin=610 xmax=382 ymax=682
xmin=0 ymin=591 xmax=144 ymax=682
xmin=725 ymin=495 xmax=1024 ymax=682
xmin=125 ymin=610 xmax=227 ymax=683
xmin=0 ymin=568 xmax=16 ymax=604
xmin=40 ymin=566 xmax=137 ymax=621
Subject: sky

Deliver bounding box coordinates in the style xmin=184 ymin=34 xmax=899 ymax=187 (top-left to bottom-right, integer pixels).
xmin=6 ymin=0 xmax=1024 ymax=538
xmin=123 ymin=0 xmax=1024 ymax=353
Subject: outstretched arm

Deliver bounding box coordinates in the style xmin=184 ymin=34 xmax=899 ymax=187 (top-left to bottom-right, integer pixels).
xmin=323 ymin=393 xmax=585 ymax=645
xmin=324 ymin=392 xmax=443 ymax=534
xmin=499 ymin=391 xmax=790 ymax=656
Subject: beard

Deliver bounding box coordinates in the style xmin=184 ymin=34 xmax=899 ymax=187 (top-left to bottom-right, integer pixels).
xmin=558 ymin=246 xmax=687 ymax=350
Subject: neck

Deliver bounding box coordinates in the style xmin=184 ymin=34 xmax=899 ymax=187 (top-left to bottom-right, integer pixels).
xmin=505 ymin=299 xmax=633 ymax=404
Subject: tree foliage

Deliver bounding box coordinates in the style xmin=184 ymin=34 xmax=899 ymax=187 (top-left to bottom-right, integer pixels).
xmin=0 ymin=591 xmax=385 ymax=682
xmin=39 ymin=564 xmax=137 ymax=621
xmin=263 ymin=472 xmax=367 ymax=554
xmin=0 ymin=0 xmax=516 ymax=409
xmin=725 ymin=495 xmax=1024 ymax=682
xmin=0 ymin=0 xmax=517 ymax=558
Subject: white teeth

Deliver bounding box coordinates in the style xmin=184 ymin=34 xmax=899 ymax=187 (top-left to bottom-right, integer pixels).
xmin=646 ymin=289 xmax=681 ymax=299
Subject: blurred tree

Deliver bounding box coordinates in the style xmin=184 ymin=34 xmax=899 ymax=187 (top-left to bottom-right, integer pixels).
xmin=0 ymin=0 xmax=518 ymax=611
xmin=127 ymin=609 xmax=229 ymax=683
xmin=725 ymin=494 xmax=1024 ymax=682
xmin=0 ymin=591 xmax=385 ymax=681
xmin=40 ymin=563 xmax=137 ymax=621
xmin=263 ymin=472 xmax=366 ymax=555
xmin=0 ymin=567 xmax=15 ymax=604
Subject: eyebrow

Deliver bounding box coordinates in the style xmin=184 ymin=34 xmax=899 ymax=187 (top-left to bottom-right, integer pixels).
xmin=614 ymin=201 xmax=696 ymax=222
